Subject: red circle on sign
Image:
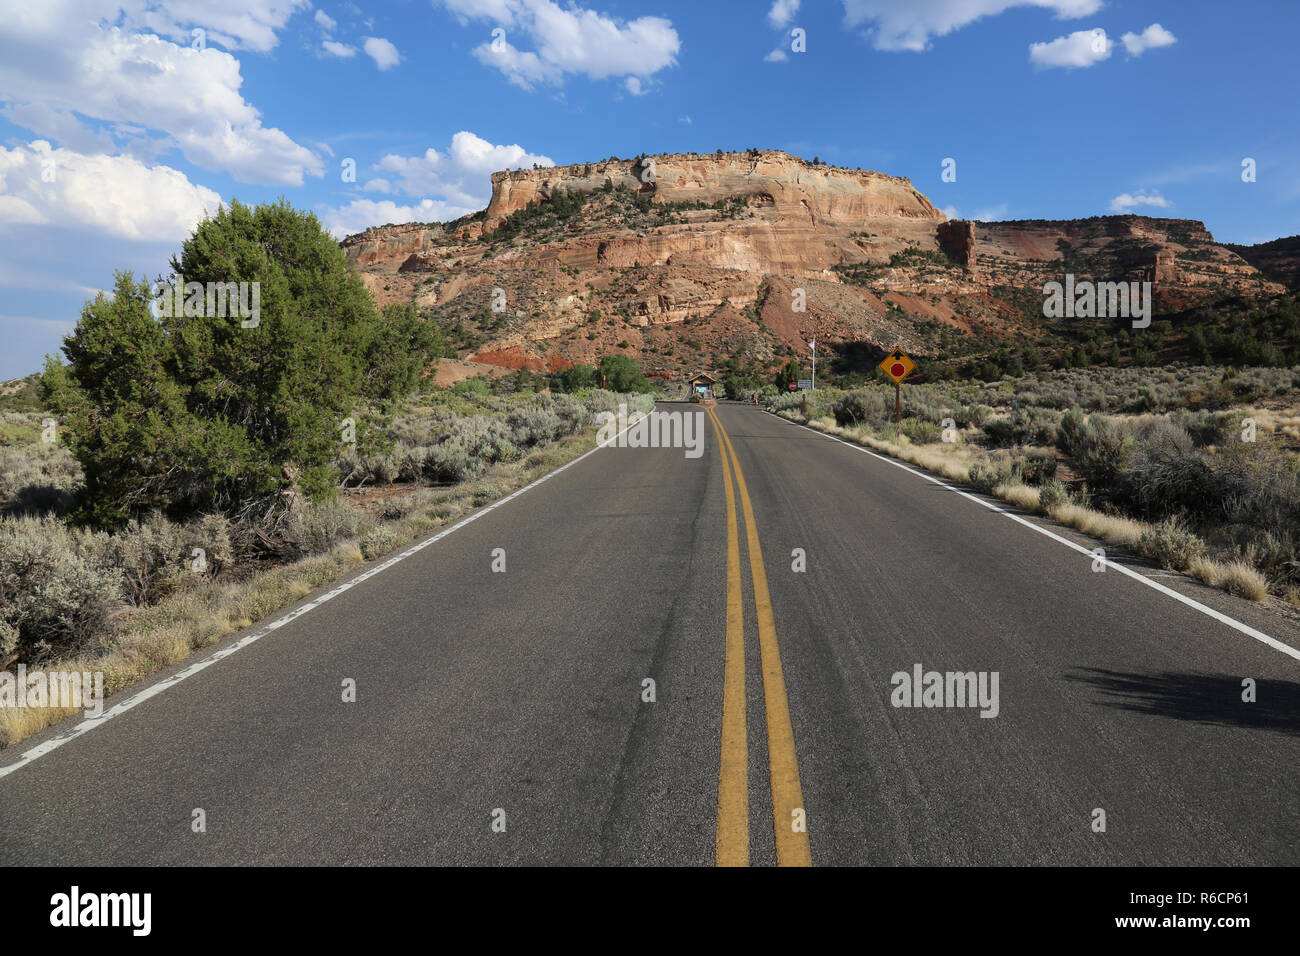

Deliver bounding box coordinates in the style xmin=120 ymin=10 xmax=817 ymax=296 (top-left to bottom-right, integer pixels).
xmin=890 ymin=363 xmax=905 ymax=377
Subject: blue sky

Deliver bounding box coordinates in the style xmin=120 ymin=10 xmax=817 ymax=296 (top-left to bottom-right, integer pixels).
xmin=1 ymin=0 xmax=1297 ymax=378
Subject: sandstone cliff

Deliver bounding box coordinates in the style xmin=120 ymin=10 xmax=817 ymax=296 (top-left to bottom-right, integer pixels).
xmin=340 ymin=150 xmax=1288 ymax=378
xmin=485 ymin=150 xmax=944 ymax=226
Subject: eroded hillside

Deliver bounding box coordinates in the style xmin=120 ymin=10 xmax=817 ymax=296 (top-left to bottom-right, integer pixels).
xmin=341 ymin=150 xmax=1289 ymax=379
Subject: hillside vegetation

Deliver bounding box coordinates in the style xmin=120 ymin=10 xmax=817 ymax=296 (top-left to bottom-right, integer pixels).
xmin=768 ymin=364 xmax=1300 ymax=606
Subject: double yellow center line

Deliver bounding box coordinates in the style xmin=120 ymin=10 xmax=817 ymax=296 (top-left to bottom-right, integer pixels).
xmin=706 ymin=405 xmax=812 ymax=867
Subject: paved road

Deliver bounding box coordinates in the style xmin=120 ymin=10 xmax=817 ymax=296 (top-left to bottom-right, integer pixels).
xmin=2 ymin=403 xmax=1298 ymax=865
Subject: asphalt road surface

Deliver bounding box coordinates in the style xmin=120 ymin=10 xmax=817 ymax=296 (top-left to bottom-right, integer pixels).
xmin=3 ymin=403 xmax=1298 ymax=865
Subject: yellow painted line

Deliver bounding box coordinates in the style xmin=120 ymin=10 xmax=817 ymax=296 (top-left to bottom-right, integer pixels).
xmin=708 ymin=406 xmax=748 ymax=867
xmin=712 ymin=407 xmax=813 ymax=867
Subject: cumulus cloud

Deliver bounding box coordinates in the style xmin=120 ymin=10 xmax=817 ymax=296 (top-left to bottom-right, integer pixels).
xmin=319 ymin=198 xmax=480 ymax=239
xmin=440 ymin=0 xmax=679 ymax=90
xmin=363 ymin=36 xmax=401 ymax=70
xmin=133 ymin=0 xmax=311 ymax=52
xmin=0 ymin=140 xmax=222 ymax=241
xmin=0 ymin=11 xmax=323 ymax=185
xmin=319 ymin=131 xmax=553 ymax=237
xmin=842 ymin=0 xmax=1102 ymax=52
xmin=1029 ymin=27 xmax=1112 ymax=68
xmin=1109 ymin=190 xmax=1171 ymax=212
xmin=314 ymin=9 xmax=338 ymax=31
xmin=768 ymin=0 xmax=800 ymax=30
xmin=371 ymin=131 xmax=552 ymax=202
xmin=1121 ymin=23 xmax=1176 ymax=56
xmin=322 ymin=39 xmax=356 ymax=57
xmin=476 ymin=36 xmax=563 ymax=87
xmin=764 ymin=47 xmax=789 ymax=62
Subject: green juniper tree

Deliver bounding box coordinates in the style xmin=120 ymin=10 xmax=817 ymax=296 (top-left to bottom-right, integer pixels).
xmin=44 ymin=199 xmax=434 ymax=527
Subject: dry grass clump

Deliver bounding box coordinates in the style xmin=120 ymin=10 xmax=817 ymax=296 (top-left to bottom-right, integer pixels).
xmin=994 ymin=482 xmax=1041 ymax=512
xmin=1187 ymin=556 xmax=1270 ymax=601
xmin=1038 ymin=502 xmax=1145 ymax=547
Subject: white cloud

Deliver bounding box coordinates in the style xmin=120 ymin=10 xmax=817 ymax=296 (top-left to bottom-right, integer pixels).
xmin=323 ymin=39 xmax=357 ymax=57
xmin=842 ymin=0 xmax=1102 ymax=52
xmin=320 ymin=130 xmax=553 ymax=237
xmin=0 ymin=195 xmax=47 ymax=226
xmin=363 ymin=36 xmax=401 ymax=69
xmin=443 ymin=0 xmax=517 ymax=21
xmin=476 ymin=38 xmax=563 ymax=87
xmin=1121 ymin=23 xmax=1176 ymax=56
xmin=1109 ymin=190 xmax=1172 ymax=212
xmin=320 ymin=198 xmax=479 ymax=239
xmin=679 ymin=115 xmax=692 ymax=124
xmin=768 ymin=0 xmax=800 ymax=30
xmin=1029 ymin=28 xmax=1112 ymax=68
xmin=134 ymin=0 xmax=312 ymax=52
xmin=765 ymin=47 xmax=789 ymax=62
xmin=0 ymin=14 xmax=323 ymax=186
xmin=441 ymin=0 xmax=679 ymax=90
xmin=0 ymin=140 xmax=221 ymax=241
xmin=369 ymin=131 xmax=552 ymax=204
xmin=625 ymin=76 xmax=645 ymax=95
xmin=315 ymin=9 xmax=338 ymax=31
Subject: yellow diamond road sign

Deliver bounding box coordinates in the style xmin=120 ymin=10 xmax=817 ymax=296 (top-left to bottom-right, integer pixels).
xmin=879 ymin=350 xmax=915 ymax=384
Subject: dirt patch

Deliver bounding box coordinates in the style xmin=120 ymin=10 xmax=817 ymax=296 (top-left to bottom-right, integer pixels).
xmin=432 ymin=358 xmax=516 ymax=387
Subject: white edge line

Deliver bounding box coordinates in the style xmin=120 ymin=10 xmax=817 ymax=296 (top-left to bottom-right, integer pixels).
xmin=772 ymin=412 xmax=1300 ymax=664
xmin=0 ymin=414 xmax=650 ymax=780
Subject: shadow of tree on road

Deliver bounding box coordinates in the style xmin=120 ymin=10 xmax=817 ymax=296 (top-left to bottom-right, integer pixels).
xmin=1066 ymin=668 xmax=1300 ymax=735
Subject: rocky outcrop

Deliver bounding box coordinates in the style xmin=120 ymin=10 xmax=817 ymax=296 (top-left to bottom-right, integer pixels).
xmin=485 ymin=150 xmax=946 ymax=231
xmin=341 ymin=222 xmax=442 ymax=271
xmin=937 ymin=220 xmax=976 ymax=271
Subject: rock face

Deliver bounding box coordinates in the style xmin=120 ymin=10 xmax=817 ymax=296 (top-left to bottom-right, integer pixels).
xmin=969 ymin=216 xmax=1282 ymax=311
xmin=486 ymin=151 xmax=944 ymax=225
xmin=474 ymin=150 xmax=948 ymax=279
xmin=339 ymin=150 xmax=1289 ymax=377
xmin=937 ymin=220 xmax=977 ymax=271
xmin=1226 ymin=235 xmax=1300 ymax=292
xmin=341 ymin=223 xmax=443 ymax=270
